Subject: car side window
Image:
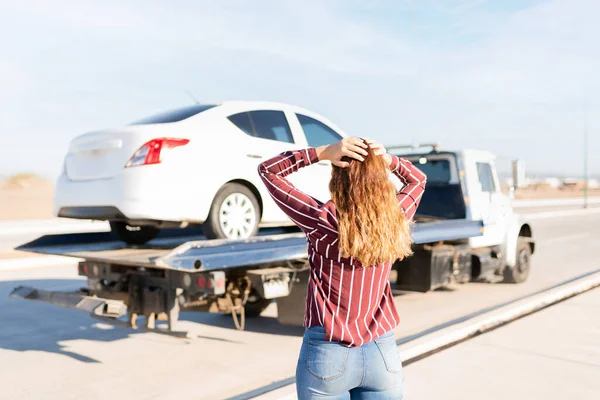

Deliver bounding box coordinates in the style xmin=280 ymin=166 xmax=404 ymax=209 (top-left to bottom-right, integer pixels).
xmin=250 ymin=111 xmax=294 ymax=143
xmin=227 ymin=111 xmax=294 ymax=144
xmin=476 ymin=162 xmax=496 ymax=193
xmin=296 ymin=114 xmax=342 ymax=147
xmin=227 ymin=112 xmax=254 ymax=137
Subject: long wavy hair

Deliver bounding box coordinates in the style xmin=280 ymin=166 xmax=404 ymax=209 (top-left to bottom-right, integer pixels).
xmin=329 ymin=143 xmax=413 ymax=266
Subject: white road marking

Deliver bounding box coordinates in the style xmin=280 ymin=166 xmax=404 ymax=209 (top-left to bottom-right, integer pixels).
xmin=0 ymin=256 xmax=80 ymax=272
xmin=0 ymin=219 xmax=108 ymax=236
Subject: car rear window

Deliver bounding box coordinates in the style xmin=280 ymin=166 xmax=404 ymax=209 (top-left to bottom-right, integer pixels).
xmin=130 ymin=104 xmax=217 ymax=125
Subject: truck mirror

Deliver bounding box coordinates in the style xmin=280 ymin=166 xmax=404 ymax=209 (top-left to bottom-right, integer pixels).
xmin=512 ymin=160 xmax=526 ymax=189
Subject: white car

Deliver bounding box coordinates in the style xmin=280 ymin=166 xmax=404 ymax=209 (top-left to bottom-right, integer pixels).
xmin=54 ymin=101 xmax=347 ymax=244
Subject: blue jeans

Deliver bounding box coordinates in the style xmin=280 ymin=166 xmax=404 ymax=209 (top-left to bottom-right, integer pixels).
xmin=296 ymin=326 xmax=404 ymax=399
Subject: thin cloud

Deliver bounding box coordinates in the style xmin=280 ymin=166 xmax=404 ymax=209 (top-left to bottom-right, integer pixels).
xmin=0 ymin=0 xmax=597 ymax=177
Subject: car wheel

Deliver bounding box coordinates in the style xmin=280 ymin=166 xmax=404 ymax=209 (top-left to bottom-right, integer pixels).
xmin=204 ymin=183 xmax=260 ymax=240
xmin=503 ymin=238 xmax=531 ymax=283
xmin=110 ymin=221 xmax=159 ymax=245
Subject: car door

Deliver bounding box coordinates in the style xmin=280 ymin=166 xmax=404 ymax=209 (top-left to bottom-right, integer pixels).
xmin=289 ymin=113 xmax=344 ymax=203
xmin=470 ymin=161 xmax=507 ymax=247
xmin=227 ymin=109 xmax=301 ymax=223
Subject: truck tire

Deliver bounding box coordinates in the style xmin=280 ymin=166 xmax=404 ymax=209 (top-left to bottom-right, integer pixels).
xmin=244 ymin=289 xmax=272 ymax=317
xmin=110 ymin=221 xmax=159 ymax=245
xmin=204 ymin=183 xmax=260 ymax=240
xmin=503 ymin=238 xmax=531 ymax=283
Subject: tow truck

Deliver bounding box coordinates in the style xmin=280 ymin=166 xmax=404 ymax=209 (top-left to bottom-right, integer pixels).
xmin=10 ymin=144 xmax=535 ymax=335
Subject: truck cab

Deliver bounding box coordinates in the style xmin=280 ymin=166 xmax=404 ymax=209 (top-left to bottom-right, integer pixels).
xmin=390 ymin=144 xmax=535 ymax=283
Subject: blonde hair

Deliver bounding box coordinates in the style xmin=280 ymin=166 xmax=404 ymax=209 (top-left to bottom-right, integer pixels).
xmin=329 ymin=144 xmax=413 ymax=266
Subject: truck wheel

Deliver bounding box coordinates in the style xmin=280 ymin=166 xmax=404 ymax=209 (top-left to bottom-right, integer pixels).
xmin=503 ymin=238 xmax=531 ymax=284
xmin=204 ymin=183 xmax=260 ymax=240
xmin=110 ymin=221 xmax=159 ymax=245
xmin=244 ymin=289 xmax=272 ymax=317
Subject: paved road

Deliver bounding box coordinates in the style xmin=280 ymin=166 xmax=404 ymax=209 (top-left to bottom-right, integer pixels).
xmin=404 ymin=287 xmax=600 ymax=400
xmin=0 ymin=212 xmax=599 ymax=399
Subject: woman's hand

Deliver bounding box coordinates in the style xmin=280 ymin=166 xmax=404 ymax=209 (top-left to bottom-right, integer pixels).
xmin=317 ymin=137 xmax=369 ymax=168
xmin=364 ymin=138 xmax=392 ymax=165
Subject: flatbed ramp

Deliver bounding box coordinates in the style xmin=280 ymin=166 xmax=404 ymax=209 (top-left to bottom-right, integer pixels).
xmin=16 ymin=220 xmax=483 ymax=271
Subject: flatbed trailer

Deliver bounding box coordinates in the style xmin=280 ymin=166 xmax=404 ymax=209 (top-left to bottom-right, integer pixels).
xmin=10 ymin=220 xmax=483 ymax=335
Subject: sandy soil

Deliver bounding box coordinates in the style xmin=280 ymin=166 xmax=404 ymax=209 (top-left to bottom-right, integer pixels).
xmin=0 ymin=250 xmax=46 ymax=259
xmin=0 ymin=176 xmax=598 ymax=221
xmin=0 ymin=176 xmax=54 ymax=220
xmin=512 ymin=187 xmax=600 ymax=199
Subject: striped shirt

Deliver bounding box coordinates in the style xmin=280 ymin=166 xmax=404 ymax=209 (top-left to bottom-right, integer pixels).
xmin=258 ymin=147 xmax=427 ymax=347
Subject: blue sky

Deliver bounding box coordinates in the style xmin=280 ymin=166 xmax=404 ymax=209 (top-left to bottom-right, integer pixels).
xmin=0 ymin=0 xmax=598 ymax=179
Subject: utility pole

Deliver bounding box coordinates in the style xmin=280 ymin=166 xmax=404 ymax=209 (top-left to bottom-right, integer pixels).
xmin=583 ymin=96 xmax=589 ymax=209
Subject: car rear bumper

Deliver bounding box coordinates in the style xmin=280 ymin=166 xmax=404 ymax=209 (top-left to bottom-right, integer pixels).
xmin=57 ymin=206 xmax=126 ymax=220
xmin=53 ymin=170 xmax=213 ymax=223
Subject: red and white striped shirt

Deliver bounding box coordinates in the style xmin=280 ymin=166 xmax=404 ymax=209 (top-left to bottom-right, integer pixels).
xmin=258 ymin=147 xmax=427 ymax=347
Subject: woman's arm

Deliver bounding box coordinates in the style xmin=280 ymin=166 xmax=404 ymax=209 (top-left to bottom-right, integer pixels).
xmin=257 ymin=138 xmax=368 ymax=233
xmin=365 ymin=139 xmax=427 ymax=220
xmin=257 ymin=148 xmax=322 ymax=232
xmin=388 ymin=155 xmax=427 ymax=220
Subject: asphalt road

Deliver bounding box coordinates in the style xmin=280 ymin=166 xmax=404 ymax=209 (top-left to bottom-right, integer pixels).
xmin=0 ymin=211 xmax=599 ymax=399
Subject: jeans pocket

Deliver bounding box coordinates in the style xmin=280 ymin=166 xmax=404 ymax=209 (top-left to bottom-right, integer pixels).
xmin=307 ymin=339 xmax=349 ymax=380
xmin=374 ymin=336 xmax=403 ymax=374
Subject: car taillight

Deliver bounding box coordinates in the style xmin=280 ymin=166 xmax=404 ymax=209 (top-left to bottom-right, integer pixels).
xmin=125 ymin=138 xmax=190 ymax=168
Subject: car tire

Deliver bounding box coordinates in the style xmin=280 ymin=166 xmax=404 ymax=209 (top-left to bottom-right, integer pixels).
xmin=503 ymin=238 xmax=531 ymax=283
xmin=110 ymin=221 xmax=159 ymax=245
xmin=204 ymin=183 xmax=260 ymax=240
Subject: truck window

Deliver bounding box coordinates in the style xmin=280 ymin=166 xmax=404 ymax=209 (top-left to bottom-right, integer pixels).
xmin=476 ymin=162 xmax=496 ymax=192
xmin=410 ymin=159 xmax=451 ymax=184
xmin=296 ymin=114 xmax=342 ymax=147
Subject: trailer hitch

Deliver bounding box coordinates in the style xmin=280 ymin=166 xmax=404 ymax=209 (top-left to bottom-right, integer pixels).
xmin=10 ymin=286 xmax=196 ymax=339
xmin=10 ymin=286 xmax=127 ymax=318
xmin=225 ymin=276 xmax=251 ymax=331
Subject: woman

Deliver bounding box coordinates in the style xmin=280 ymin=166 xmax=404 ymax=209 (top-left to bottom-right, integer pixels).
xmin=258 ymin=137 xmax=427 ymax=399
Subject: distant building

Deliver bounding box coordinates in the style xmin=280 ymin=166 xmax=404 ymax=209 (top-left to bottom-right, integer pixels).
xmin=502 ymin=176 xmax=599 ymax=191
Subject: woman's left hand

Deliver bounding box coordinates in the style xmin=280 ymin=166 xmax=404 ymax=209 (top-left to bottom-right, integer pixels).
xmin=317 ymin=138 xmax=369 ymax=168
xmin=364 ymin=138 xmax=392 ymax=165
